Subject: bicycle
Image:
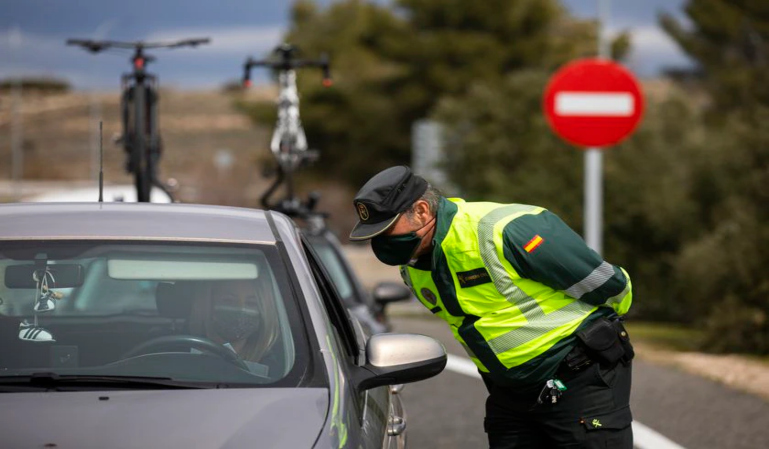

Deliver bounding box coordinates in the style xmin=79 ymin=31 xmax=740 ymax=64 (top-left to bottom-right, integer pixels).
xmin=242 ymin=43 xmax=331 ymax=215
xmin=67 ymin=38 xmax=210 ymax=202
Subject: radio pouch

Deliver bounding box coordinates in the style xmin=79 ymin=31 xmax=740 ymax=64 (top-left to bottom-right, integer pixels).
xmin=576 ymin=317 xmax=625 ymax=367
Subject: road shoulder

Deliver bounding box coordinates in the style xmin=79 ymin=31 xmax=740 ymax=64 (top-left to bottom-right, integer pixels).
xmin=633 ymin=341 xmax=769 ymax=402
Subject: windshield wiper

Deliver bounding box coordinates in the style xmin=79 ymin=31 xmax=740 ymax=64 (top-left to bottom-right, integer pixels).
xmin=0 ymin=372 xmax=211 ymax=391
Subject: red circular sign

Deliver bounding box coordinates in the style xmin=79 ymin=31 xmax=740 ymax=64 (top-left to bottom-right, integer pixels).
xmin=543 ymin=58 xmax=644 ymax=148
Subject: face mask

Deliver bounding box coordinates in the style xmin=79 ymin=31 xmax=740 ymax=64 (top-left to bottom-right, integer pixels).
xmin=211 ymin=304 xmax=260 ymax=342
xmin=371 ymin=217 xmax=435 ymax=266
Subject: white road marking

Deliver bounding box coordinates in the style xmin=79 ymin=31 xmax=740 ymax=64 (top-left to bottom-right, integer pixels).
xmin=555 ymin=92 xmax=635 ymax=116
xmin=444 ymin=354 xmax=687 ymax=449
xmin=632 ymin=421 xmax=687 ymax=449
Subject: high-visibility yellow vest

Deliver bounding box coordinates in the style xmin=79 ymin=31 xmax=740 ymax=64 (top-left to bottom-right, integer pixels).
xmin=400 ymin=199 xmax=632 ymax=379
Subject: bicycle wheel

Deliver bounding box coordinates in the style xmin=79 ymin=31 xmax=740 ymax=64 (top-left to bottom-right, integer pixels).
xmin=120 ymin=86 xmax=136 ymax=174
xmin=133 ymin=84 xmax=151 ymax=202
xmin=146 ymin=85 xmax=161 ymax=197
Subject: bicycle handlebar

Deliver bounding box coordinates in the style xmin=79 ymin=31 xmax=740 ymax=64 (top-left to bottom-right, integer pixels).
xmin=242 ymin=44 xmax=332 ymax=88
xmin=67 ymin=38 xmax=211 ymax=53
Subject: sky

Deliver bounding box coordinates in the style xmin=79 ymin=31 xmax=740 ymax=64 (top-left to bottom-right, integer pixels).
xmin=0 ymin=0 xmax=691 ymax=90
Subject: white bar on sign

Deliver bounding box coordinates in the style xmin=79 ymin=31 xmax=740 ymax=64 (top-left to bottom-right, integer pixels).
xmin=555 ymin=92 xmax=634 ymax=117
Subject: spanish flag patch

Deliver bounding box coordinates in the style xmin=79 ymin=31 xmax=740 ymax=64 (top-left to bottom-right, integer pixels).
xmin=524 ymin=235 xmax=544 ymax=253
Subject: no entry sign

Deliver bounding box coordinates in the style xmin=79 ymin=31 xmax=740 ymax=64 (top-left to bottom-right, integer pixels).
xmin=544 ymin=59 xmax=644 ymax=148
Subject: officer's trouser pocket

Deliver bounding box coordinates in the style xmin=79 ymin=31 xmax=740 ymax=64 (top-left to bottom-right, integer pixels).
xmin=581 ymin=405 xmax=633 ymax=449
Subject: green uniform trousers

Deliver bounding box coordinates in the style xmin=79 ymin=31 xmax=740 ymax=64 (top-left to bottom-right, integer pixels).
xmin=483 ymin=361 xmax=633 ymax=448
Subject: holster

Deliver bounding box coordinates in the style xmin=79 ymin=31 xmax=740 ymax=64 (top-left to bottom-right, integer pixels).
xmin=576 ymin=316 xmax=635 ymax=368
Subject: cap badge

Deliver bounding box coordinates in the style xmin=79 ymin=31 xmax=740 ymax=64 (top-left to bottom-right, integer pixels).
xmin=356 ymin=202 xmax=370 ymax=221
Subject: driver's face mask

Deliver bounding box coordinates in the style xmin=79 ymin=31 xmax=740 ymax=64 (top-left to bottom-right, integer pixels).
xmin=211 ymin=304 xmax=260 ymax=342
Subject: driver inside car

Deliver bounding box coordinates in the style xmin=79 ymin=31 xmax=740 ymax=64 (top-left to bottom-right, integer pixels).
xmin=187 ymin=279 xmax=279 ymax=377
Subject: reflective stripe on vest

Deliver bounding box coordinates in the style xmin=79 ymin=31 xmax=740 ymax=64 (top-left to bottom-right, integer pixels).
xmin=477 ymin=205 xmax=595 ymax=356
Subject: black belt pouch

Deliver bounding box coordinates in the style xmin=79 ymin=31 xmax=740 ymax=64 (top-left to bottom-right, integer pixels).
xmin=614 ymin=318 xmax=635 ymax=363
xmin=576 ymin=317 xmax=626 ymax=367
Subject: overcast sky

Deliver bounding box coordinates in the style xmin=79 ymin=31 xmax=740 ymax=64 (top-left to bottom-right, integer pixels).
xmin=0 ymin=0 xmax=690 ymax=90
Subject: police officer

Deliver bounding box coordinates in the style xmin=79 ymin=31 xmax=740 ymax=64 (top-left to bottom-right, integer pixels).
xmin=350 ymin=166 xmax=635 ymax=449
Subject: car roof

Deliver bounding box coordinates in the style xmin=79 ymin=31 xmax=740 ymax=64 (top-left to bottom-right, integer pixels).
xmin=27 ymin=185 xmax=173 ymax=203
xmin=0 ymin=202 xmax=280 ymax=244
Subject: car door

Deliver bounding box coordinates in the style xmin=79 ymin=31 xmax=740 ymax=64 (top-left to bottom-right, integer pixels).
xmin=302 ymin=237 xmax=402 ymax=448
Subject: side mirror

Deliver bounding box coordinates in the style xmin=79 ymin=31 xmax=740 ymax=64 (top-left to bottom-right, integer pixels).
xmin=372 ymin=282 xmax=412 ymax=305
xmin=354 ymin=333 xmax=446 ymax=392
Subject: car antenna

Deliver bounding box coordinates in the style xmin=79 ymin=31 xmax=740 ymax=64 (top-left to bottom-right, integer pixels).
xmin=98 ymin=121 xmax=104 ymax=203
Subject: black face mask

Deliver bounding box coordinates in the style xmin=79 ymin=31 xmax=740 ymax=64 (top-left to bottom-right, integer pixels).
xmin=371 ymin=217 xmax=435 ymax=266
xmin=211 ymin=304 xmax=260 ymax=342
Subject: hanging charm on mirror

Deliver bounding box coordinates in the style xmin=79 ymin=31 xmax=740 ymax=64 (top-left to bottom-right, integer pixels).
xmin=18 ymin=267 xmax=61 ymax=342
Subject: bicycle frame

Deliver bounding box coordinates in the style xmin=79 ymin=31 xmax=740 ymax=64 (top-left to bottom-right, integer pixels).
xmin=242 ymin=44 xmax=331 ymax=214
xmin=271 ymin=69 xmax=309 ymax=172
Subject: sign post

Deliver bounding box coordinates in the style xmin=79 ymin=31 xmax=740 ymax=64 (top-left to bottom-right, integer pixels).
xmin=588 ymin=0 xmax=609 ymax=256
xmin=543 ymin=58 xmax=644 ymax=254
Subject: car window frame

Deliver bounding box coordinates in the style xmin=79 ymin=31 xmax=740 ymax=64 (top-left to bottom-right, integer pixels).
xmin=300 ymin=235 xmax=361 ymax=362
xmin=302 ymin=230 xmax=373 ymax=308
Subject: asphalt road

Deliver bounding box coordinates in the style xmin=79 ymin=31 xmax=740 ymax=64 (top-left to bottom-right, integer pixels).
xmin=391 ymin=315 xmax=769 ymax=449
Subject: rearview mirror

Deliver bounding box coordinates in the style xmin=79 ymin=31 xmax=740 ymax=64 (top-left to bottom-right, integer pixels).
xmin=5 ymin=264 xmax=85 ymax=289
xmin=373 ymin=282 xmax=412 ymax=305
xmin=354 ymin=333 xmax=446 ymax=392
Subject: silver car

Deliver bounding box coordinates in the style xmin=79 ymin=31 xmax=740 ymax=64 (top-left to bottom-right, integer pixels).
xmin=0 ymin=202 xmax=446 ymax=448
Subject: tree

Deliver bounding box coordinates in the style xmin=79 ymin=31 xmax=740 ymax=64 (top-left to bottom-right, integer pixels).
xmin=661 ymin=0 xmax=769 ymax=353
xmin=660 ymin=0 xmax=769 ymax=112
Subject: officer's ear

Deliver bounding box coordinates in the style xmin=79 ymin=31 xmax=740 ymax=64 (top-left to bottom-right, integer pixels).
xmin=412 ymin=200 xmax=432 ymax=224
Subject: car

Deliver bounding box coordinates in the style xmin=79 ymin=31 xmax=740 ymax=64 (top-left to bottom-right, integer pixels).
xmin=0 ymin=202 xmax=446 ymax=448
xmin=26 ymin=185 xmax=174 ymax=203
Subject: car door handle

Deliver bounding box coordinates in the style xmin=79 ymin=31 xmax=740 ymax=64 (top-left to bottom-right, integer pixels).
xmin=387 ymin=416 xmax=406 ymax=436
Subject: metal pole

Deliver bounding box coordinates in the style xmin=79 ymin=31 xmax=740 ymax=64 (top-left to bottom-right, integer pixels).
xmin=89 ymin=20 xmax=114 ymax=181
xmin=584 ymin=0 xmax=610 ymax=255
xmin=584 ymin=150 xmax=603 ymax=254
xmin=90 ymin=95 xmax=102 ymax=180
xmin=598 ymin=0 xmax=611 ymax=60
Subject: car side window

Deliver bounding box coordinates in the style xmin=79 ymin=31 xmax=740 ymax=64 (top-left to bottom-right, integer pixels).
xmin=303 ymin=236 xmax=358 ymax=307
xmin=301 ymin=236 xmax=360 ymax=361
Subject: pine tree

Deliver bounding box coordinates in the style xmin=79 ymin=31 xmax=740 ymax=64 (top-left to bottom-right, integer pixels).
xmin=661 ymin=0 xmax=769 ymax=353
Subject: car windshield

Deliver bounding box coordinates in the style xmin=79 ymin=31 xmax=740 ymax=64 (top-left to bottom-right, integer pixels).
xmin=0 ymin=241 xmax=309 ymax=388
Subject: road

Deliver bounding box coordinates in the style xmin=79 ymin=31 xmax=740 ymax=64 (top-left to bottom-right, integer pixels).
xmin=391 ymin=315 xmax=769 ymax=449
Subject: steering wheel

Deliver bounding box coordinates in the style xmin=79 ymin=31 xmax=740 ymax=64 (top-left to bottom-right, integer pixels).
xmin=121 ymin=335 xmax=250 ymax=371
